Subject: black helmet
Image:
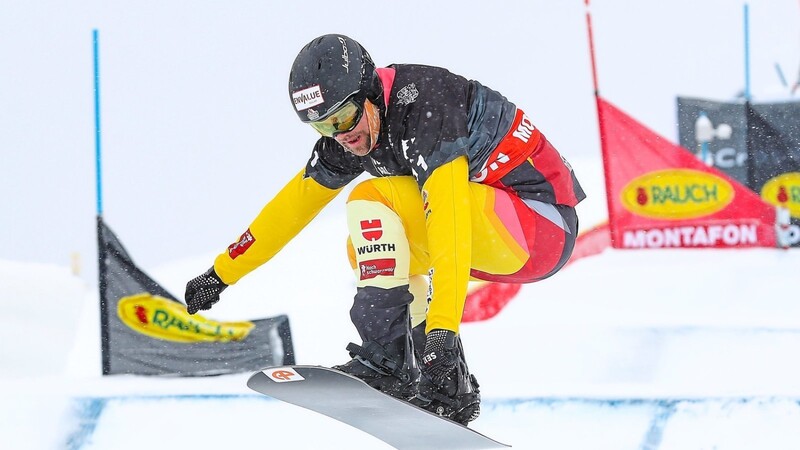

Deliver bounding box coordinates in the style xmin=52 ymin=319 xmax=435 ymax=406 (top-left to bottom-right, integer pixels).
xmin=288 ymin=34 xmax=381 ymax=123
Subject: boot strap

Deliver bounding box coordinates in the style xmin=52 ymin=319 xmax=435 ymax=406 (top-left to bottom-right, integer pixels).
xmin=345 ymin=342 xmax=410 ymax=382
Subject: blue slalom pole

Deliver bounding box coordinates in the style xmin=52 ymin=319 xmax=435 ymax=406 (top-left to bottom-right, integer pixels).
xmin=92 ymin=29 xmax=112 ymax=375
xmin=743 ymin=4 xmax=751 ymax=101
xmin=93 ymin=29 xmax=103 ymax=216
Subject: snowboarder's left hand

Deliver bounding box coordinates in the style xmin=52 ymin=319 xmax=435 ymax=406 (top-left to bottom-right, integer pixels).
xmin=184 ymin=267 xmax=227 ymax=314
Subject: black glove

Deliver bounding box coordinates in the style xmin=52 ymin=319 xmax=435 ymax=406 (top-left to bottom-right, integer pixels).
xmin=419 ymin=329 xmax=459 ymax=382
xmin=184 ymin=267 xmax=227 ymax=314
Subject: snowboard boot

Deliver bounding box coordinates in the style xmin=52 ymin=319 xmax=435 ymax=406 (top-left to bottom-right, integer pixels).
xmin=411 ymin=330 xmax=481 ymax=426
xmin=333 ymin=337 xmax=420 ymax=401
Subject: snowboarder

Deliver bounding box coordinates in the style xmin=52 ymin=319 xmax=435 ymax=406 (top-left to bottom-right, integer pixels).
xmin=185 ymin=34 xmax=585 ymax=426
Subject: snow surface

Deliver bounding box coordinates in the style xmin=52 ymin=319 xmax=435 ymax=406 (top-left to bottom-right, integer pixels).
xmin=2 ymin=155 xmax=800 ymax=449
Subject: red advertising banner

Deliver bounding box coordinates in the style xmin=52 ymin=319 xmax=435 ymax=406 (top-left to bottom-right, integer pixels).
xmin=597 ymin=97 xmax=776 ymax=249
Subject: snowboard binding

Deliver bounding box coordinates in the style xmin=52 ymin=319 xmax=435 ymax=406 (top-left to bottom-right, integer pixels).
xmin=333 ymin=340 xmax=420 ymax=400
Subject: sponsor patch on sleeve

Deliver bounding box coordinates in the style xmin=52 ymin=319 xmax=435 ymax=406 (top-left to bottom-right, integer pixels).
xmin=227 ymin=229 xmax=255 ymax=260
xmin=359 ymin=258 xmax=396 ymax=280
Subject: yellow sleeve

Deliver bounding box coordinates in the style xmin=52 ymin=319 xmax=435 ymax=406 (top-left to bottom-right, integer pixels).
xmin=422 ymin=156 xmax=472 ymax=333
xmin=214 ymin=169 xmax=343 ymax=285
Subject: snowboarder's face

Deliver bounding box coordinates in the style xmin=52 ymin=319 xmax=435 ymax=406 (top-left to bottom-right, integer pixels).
xmin=334 ymin=100 xmax=379 ymax=156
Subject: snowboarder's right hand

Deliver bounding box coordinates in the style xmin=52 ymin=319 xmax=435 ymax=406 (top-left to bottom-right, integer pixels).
xmin=185 ymin=267 xmax=228 ymax=314
xmin=419 ymin=329 xmax=459 ymax=383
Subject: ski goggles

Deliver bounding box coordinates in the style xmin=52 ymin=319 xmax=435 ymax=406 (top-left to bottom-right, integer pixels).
xmin=308 ymin=99 xmax=364 ymax=137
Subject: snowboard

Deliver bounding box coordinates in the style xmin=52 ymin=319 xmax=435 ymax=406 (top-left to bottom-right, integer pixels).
xmin=247 ymin=365 xmax=510 ymax=450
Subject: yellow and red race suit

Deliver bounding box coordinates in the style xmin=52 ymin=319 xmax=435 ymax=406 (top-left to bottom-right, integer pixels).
xmin=214 ymin=64 xmax=585 ymax=334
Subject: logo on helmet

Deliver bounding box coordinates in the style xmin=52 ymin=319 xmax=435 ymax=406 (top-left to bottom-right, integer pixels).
xmin=307 ymin=109 xmax=320 ymax=121
xmin=337 ymin=36 xmax=350 ymax=73
xmin=293 ymin=85 xmax=324 ymax=111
